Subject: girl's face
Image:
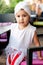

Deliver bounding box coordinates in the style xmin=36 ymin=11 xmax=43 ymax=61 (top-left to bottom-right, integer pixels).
xmin=15 ymin=9 xmax=30 ymax=29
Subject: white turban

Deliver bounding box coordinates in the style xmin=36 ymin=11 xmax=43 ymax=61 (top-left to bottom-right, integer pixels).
xmin=14 ymin=1 xmax=31 ymax=16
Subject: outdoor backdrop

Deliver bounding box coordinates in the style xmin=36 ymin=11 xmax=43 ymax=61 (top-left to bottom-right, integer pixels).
xmin=0 ymin=0 xmax=23 ymax=13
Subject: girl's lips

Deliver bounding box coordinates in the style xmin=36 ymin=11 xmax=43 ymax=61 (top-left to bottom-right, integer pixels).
xmin=19 ymin=22 xmax=24 ymax=24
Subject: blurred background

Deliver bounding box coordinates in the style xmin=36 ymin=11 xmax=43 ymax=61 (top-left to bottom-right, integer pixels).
xmin=0 ymin=0 xmax=23 ymax=13
xmin=0 ymin=0 xmax=43 ymax=13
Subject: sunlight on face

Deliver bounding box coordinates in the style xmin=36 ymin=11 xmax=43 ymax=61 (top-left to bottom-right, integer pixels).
xmin=15 ymin=9 xmax=30 ymax=29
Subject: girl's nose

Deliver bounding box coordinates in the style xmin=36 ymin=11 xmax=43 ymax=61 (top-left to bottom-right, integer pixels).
xmin=20 ymin=16 xmax=23 ymax=20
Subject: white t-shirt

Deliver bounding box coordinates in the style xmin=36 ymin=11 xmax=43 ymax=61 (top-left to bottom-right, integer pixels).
xmin=5 ymin=23 xmax=36 ymax=55
xmin=39 ymin=3 xmax=43 ymax=12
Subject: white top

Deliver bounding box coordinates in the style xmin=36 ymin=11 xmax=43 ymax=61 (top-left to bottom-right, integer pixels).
xmin=5 ymin=23 xmax=36 ymax=55
xmin=39 ymin=3 xmax=43 ymax=12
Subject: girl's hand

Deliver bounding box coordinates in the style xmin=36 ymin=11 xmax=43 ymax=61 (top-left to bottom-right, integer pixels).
xmin=38 ymin=56 xmax=43 ymax=60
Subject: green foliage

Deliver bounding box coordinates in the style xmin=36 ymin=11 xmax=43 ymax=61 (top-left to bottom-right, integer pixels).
xmin=0 ymin=0 xmax=23 ymax=13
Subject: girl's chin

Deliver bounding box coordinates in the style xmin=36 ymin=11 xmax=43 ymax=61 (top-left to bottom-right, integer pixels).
xmin=19 ymin=23 xmax=24 ymax=26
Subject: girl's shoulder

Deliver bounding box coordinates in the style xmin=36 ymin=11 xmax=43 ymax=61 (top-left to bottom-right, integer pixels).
xmin=30 ymin=24 xmax=36 ymax=30
xmin=28 ymin=24 xmax=36 ymax=31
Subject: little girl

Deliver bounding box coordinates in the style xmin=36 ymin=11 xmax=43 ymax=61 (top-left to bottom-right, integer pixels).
xmin=4 ymin=1 xmax=43 ymax=65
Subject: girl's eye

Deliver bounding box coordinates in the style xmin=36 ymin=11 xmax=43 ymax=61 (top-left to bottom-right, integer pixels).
xmin=17 ymin=15 xmax=27 ymax=17
xmin=17 ymin=15 xmax=20 ymax=17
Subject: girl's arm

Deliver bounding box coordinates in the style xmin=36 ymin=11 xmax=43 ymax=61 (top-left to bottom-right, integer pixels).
xmin=33 ymin=31 xmax=43 ymax=59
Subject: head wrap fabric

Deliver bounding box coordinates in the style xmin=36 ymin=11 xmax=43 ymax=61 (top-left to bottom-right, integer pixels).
xmin=14 ymin=1 xmax=31 ymax=16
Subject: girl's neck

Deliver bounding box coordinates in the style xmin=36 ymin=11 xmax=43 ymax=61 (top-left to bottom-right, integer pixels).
xmin=18 ymin=25 xmax=25 ymax=30
xmin=18 ymin=24 xmax=29 ymax=30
